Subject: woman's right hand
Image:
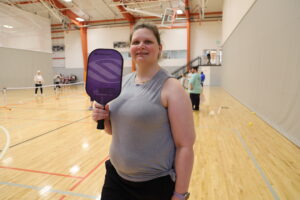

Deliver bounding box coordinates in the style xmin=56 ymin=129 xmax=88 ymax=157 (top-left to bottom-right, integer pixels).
xmin=92 ymin=102 xmax=112 ymax=134
xmin=92 ymin=102 xmax=110 ymax=121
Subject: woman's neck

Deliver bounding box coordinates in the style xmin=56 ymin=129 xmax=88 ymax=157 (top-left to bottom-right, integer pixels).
xmin=135 ymin=62 xmax=161 ymax=83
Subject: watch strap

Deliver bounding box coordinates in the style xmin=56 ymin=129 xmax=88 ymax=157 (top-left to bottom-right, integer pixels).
xmin=173 ymin=192 xmax=189 ymax=200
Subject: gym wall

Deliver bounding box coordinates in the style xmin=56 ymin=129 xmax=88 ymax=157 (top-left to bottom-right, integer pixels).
xmin=0 ymin=3 xmax=53 ymax=88
xmin=0 ymin=47 xmax=52 ymax=88
xmin=221 ymin=0 xmax=300 ymax=146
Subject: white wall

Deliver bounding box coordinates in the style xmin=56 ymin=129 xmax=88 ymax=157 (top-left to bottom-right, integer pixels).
xmin=159 ymin=28 xmax=187 ymax=68
xmin=88 ymin=26 xmax=131 ymax=68
xmin=65 ymin=30 xmax=84 ymax=68
xmin=222 ymin=0 xmax=256 ymax=44
xmin=0 ymin=3 xmax=52 ymax=88
xmin=191 ymin=22 xmax=222 ymax=59
xmin=221 ymin=0 xmax=300 ymax=146
xmin=63 ymin=23 xmax=222 ymax=83
xmin=191 ymin=22 xmax=222 ymax=86
xmin=0 ymin=3 xmax=51 ymax=53
xmin=52 ymin=32 xmax=65 ymax=68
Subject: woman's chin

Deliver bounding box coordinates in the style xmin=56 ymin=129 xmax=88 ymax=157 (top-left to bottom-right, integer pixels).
xmin=135 ymin=57 xmax=147 ymax=63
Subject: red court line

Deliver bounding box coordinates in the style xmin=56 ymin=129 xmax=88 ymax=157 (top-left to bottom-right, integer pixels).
xmin=59 ymin=155 xmax=109 ymax=200
xmin=0 ymin=166 xmax=84 ymax=179
xmin=0 ymin=117 xmax=92 ymax=124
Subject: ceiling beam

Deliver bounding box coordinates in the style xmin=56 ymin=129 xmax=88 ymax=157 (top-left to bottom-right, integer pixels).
xmin=112 ymin=0 xmax=135 ymax=24
xmin=184 ymin=0 xmax=190 ymax=20
xmin=43 ymin=0 xmax=82 ymax=26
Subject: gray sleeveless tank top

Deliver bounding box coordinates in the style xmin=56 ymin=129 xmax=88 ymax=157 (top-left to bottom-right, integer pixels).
xmin=109 ymin=68 xmax=176 ymax=182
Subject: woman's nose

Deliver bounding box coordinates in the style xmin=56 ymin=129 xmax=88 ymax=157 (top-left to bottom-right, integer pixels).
xmin=137 ymin=42 xmax=145 ymax=49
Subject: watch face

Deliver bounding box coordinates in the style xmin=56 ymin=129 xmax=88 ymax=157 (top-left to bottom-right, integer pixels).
xmin=184 ymin=192 xmax=190 ymax=199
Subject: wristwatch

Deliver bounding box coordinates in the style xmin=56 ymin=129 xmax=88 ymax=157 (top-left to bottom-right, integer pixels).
xmin=174 ymin=192 xmax=190 ymax=200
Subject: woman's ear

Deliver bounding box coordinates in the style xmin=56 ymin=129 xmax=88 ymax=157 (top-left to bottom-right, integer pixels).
xmin=158 ymin=45 xmax=163 ymax=59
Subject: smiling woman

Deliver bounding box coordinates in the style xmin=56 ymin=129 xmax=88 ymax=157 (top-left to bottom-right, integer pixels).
xmin=130 ymin=23 xmax=162 ymax=70
xmin=92 ymin=22 xmax=195 ymax=200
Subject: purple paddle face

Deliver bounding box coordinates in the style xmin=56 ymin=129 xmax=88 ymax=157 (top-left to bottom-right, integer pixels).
xmin=86 ymin=49 xmax=123 ymax=105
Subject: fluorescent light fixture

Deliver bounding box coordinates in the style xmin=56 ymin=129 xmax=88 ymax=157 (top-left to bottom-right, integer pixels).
xmin=76 ymin=17 xmax=84 ymax=22
xmin=3 ymin=25 xmax=13 ymax=29
xmin=176 ymin=10 xmax=183 ymax=14
xmin=64 ymin=0 xmax=72 ymax=2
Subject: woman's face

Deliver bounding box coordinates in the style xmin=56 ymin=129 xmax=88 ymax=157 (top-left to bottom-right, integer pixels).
xmin=130 ymin=28 xmax=162 ymax=65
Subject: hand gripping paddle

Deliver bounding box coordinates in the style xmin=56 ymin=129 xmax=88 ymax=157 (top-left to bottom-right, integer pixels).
xmin=86 ymin=49 xmax=123 ymax=129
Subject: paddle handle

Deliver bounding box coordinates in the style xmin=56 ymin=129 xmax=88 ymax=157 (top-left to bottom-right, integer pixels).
xmin=97 ymin=103 xmax=106 ymax=130
xmin=97 ymin=120 xmax=105 ymax=130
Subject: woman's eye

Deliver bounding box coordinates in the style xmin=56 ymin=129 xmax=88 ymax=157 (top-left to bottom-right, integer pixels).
xmin=144 ymin=40 xmax=153 ymax=44
xmin=131 ymin=41 xmax=139 ymax=45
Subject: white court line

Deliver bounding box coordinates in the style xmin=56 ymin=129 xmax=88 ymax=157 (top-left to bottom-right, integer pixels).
xmin=0 ymin=181 xmax=99 ymax=199
xmin=5 ymin=82 xmax=84 ymax=90
xmin=233 ymin=129 xmax=280 ymax=200
xmin=0 ymin=126 xmax=10 ymax=160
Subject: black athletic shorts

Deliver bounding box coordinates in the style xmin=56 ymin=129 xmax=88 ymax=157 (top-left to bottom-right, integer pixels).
xmin=101 ymin=160 xmax=175 ymax=200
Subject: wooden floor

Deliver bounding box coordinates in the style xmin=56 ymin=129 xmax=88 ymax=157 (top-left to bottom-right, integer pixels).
xmin=0 ymin=85 xmax=299 ymax=200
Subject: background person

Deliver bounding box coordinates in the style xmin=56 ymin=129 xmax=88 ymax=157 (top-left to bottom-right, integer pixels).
xmin=189 ymin=67 xmax=202 ymax=111
xmin=34 ymin=70 xmax=44 ymax=96
xmin=200 ymin=71 xmax=205 ymax=87
xmin=207 ymin=52 xmax=211 ymax=65
xmin=53 ymin=74 xmax=61 ymax=90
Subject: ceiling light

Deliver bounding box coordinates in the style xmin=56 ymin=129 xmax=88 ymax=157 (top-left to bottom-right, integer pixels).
xmin=64 ymin=0 xmax=72 ymax=2
xmin=76 ymin=17 xmax=84 ymax=22
xmin=176 ymin=10 xmax=183 ymax=15
xmin=3 ymin=25 xmax=13 ymax=29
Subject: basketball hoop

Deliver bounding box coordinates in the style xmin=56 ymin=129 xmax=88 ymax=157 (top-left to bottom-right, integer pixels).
xmin=161 ymin=8 xmax=177 ymax=28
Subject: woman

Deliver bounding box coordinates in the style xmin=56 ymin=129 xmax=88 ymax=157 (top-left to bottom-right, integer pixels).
xmin=93 ymin=23 xmax=195 ymax=200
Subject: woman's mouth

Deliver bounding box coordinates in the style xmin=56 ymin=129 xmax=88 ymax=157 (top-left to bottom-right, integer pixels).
xmin=136 ymin=51 xmax=149 ymax=56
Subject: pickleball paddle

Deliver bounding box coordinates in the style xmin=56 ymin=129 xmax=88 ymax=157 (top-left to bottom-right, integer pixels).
xmin=86 ymin=49 xmax=123 ymax=129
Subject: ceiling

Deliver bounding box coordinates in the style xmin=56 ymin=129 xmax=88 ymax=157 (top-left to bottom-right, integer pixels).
xmin=0 ymin=0 xmax=223 ymax=30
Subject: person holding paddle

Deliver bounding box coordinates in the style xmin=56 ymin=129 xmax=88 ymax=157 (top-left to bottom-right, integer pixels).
xmin=93 ymin=22 xmax=195 ymax=200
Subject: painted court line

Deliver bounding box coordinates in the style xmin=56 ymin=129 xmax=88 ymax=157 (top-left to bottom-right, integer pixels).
xmin=8 ymin=115 xmax=90 ymax=149
xmin=0 ymin=116 xmax=92 ymax=124
xmin=0 ymin=181 xmax=98 ymax=199
xmin=0 ymin=166 xmax=83 ymax=179
xmin=59 ymin=155 xmax=109 ymax=200
xmin=233 ymin=129 xmax=280 ymax=200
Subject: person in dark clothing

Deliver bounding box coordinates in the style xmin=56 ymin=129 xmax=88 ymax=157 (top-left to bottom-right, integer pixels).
xmin=207 ymin=53 xmax=211 ymax=65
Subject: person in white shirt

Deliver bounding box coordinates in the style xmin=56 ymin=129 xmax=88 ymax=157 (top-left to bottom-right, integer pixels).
xmin=34 ymin=70 xmax=44 ymax=95
xmin=53 ymin=74 xmax=61 ymax=90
